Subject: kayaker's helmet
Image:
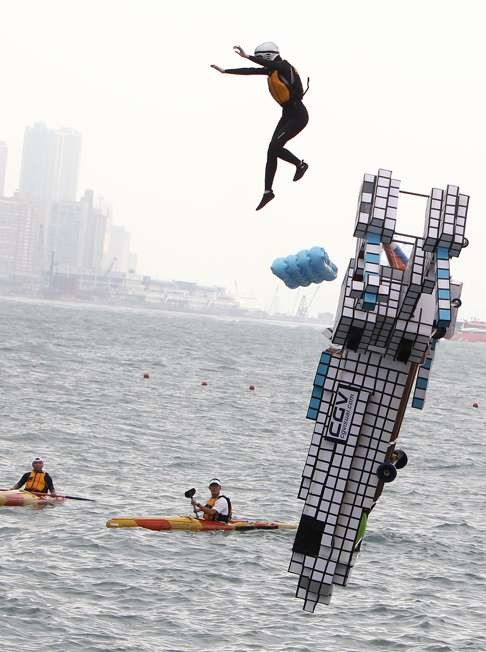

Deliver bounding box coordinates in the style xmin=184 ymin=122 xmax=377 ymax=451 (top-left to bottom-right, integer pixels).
xmin=254 ymin=42 xmax=279 ymax=61
xmin=32 ymin=457 xmax=44 ymax=467
xmin=208 ymin=478 xmax=222 ymax=487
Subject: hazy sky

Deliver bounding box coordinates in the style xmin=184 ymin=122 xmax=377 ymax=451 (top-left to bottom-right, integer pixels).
xmin=1 ymin=0 xmax=485 ymax=317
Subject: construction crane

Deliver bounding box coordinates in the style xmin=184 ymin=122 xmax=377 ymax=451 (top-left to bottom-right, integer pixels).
xmin=104 ymin=257 xmax=118 ymax=276
xmin=295 ymin=285 xmax=321 ymax=319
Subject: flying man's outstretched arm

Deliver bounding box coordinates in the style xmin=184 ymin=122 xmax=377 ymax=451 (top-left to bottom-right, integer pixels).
xmin=211 ymin=46 xmax=269 ymax=75
xmin=223 ymin=67 xmax=268 ymax=75
xmin=210 ymin=64 xmax=267 ymax=75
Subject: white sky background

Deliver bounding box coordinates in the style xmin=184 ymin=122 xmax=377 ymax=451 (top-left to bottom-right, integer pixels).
xmin=1 ymin=0 xmax=485 ymax=317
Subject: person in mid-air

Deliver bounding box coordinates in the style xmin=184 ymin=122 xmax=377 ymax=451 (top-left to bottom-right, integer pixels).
xmin=194 ymin=478 xmax=232 ymax=522
xmin=211 ymin=42 xmax=309 ymax=211
xmin=11 ymin=457 xmax=55 ymax=494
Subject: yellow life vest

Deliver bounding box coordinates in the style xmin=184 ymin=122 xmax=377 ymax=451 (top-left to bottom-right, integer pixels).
xmin=205 ymin=494 xmax=232 ymax=522
xmin=25 ymin=471 xmax=47 ymax=493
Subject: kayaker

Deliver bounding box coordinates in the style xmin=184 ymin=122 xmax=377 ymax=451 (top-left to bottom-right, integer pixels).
xmin=11 ymin=457 xmax=55 ymax=494
xmin=195 ymin=479 xmax=232 ymax=523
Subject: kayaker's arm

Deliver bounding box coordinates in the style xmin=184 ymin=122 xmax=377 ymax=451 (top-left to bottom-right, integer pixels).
xmin=11 ymin=472 xmax=29 ymax=490
xmin=45 ymin=473 xmax=55 ymax=494
xmin=195 ymin=502 xmax=218 ymax=520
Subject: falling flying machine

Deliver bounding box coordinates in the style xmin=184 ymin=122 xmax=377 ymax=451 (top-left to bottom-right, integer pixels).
xmin=284 ymin=168 xmax=468 ymax=611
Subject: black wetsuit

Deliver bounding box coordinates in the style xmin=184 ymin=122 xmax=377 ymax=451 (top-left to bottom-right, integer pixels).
xmin=225 ymin=55 xmax=309 ymax=190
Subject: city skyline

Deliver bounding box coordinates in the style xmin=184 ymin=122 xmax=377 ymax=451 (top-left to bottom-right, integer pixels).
xmin=0 ymin=120 xmax=138 ymax=283
xmin=2 ymin=118 xmax=265 ymax=317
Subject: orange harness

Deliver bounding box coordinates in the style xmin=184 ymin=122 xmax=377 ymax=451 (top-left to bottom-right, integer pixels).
xmin=267 ymin=69 xmax=293 ymax=105
xmin=267 ymin=68 xmax=309 ymax=106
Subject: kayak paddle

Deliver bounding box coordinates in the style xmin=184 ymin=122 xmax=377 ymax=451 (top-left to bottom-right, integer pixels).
xmin=33 ymin=491 xmax=96 ymax=502
xmin=53 ymin=494 xmax=96 ymax=502
xmin=184 ymin=488 xmax=199 ymax=518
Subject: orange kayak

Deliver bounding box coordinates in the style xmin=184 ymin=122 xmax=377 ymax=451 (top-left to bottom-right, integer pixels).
xmin=0 ymin=490 xmax=64 ymax=508
xmin=106 ymin=515 xmax=297 ymax=532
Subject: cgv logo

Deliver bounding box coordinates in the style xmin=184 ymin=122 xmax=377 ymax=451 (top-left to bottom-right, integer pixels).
xmin=326 ymin=385 xmax=360 ymax=443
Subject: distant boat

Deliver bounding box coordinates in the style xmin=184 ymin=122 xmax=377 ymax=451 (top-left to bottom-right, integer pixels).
xmin=452 ymin=319 xmax=486 ymax=342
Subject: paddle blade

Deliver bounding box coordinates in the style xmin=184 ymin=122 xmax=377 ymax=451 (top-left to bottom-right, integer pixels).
xmin=63 ymin=495 xmax=96 ymax=502
xmin=184 ymin=488 xmax=196 ymax=499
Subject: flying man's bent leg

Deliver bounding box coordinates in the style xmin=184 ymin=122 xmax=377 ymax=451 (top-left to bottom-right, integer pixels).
xmin=264 ymin=104 xmax=309 ymax=190
xmin=264 ymin=115 xmax=287 ymax=191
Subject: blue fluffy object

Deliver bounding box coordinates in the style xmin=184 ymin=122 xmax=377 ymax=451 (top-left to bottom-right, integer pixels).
xmin=271 ymin=247 xmax=338 ymax=289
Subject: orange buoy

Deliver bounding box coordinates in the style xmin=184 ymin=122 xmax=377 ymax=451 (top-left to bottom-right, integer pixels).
xmin=249 ymin=385 xmax=255 ymax=391
xmin=143 ymin=372 xmax=150 ymax=379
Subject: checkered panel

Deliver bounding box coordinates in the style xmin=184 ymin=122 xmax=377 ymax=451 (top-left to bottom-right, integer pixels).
xmin=290 ymin=170 xmax=469 ymax=611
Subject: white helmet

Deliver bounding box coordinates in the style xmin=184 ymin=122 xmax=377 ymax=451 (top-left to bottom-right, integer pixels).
xmin=254 ymin=42 xmax=279 ymax=61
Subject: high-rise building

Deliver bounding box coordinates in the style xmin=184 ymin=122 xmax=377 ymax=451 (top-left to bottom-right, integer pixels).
xmin=19 ymin=122 xmax=55 ymax=201
xmin=47 ymin=199 xmax=85 ymax=270
xmin=47 ymin=190 xmax=108 ymax=272
xmin=19 ymin=123 xmax=82 ymax=270
xmin=51 ymin=128 xmax=82 ymax=202
xmin=0 ymin=142 xmax=7 ymax=197
xmin=81 ymin=190 xmax=108 ymax=271
xmin=0 ymin=195 xmax=42 ymax=276
xmin=19 ymin=122 xmax=81 ymax=203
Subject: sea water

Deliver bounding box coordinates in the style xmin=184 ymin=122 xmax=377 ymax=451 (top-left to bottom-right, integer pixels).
xmin=0 ymin=298 xmax=485 ymax=652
